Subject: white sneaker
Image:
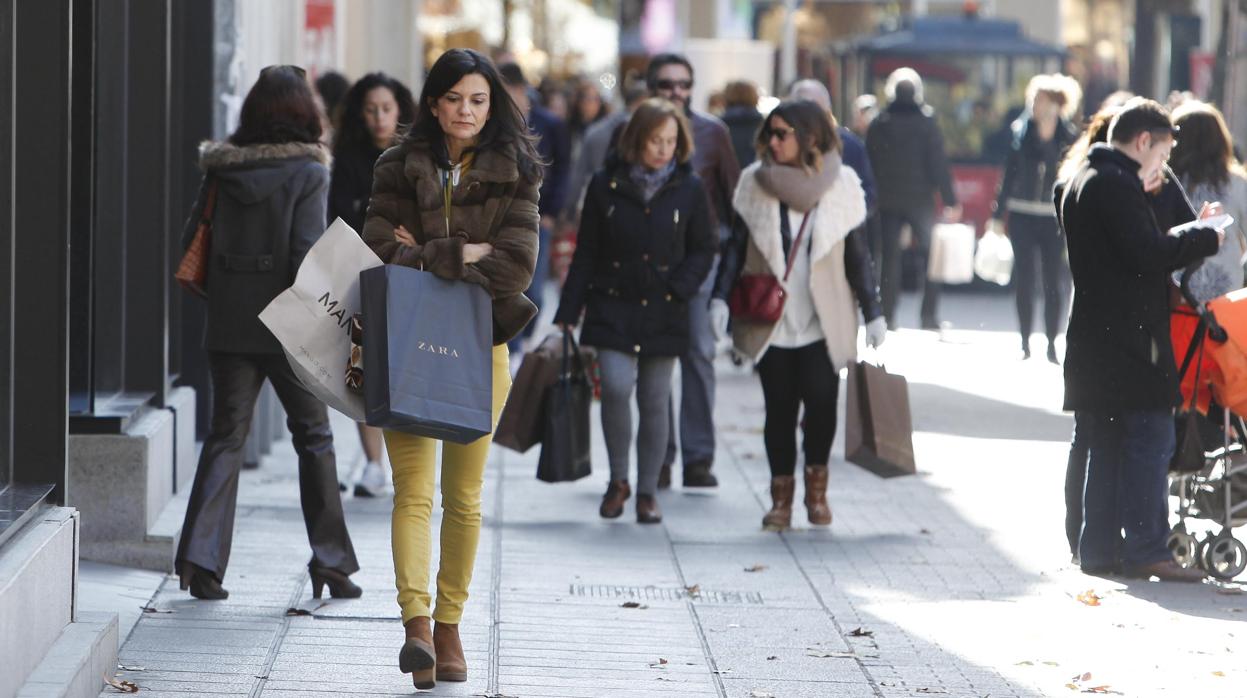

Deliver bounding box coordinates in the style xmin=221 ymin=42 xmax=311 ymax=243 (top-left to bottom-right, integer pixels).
xmin=354 ymin=461 xmax=387 ymax=498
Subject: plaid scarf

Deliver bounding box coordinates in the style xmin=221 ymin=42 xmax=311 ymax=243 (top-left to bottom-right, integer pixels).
xmin=629 ymin=159 xmax=676 ymax=203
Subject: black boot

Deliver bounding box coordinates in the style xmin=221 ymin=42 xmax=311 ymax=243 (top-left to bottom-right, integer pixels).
xmin=180 ymin=562 xmax=229 ymax=600
xmin=682 ymin=460 xmax=718 ymax=488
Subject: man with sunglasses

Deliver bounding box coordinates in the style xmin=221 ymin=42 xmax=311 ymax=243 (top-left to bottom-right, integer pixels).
xmin=1059 ymin=97 xmax=1224 ymax=582
xmin=646 ymin=53 xmax=742 ymax=489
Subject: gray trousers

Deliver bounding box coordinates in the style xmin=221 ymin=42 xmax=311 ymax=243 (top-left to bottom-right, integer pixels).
xmin=665 ymin=254 xmax=719 ymax=467
xmin=598 ymin=348 xmax=676 ymax=496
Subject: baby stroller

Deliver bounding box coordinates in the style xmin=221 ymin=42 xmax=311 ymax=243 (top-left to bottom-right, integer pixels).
xmin=1167 ymin=268 xmax=1247 ymax=581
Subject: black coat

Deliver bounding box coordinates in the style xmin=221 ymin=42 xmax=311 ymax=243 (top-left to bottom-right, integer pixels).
xmin=722 ymin=105 xmax=763 ymax=170
xmin=554 ymin=159 xmax=718 ymax=356
xmin=183 ymin=140 xmax=331 ymax=354
xmin=993 ymin=117 xmax=1078 ymax=219
xmin=328 ymin=141 xmax=383 ymax=232
xmin=866 ymin=99 xmax=957 ymax=211
xmin=1057 ymin=144 xmax=1219 ymax=413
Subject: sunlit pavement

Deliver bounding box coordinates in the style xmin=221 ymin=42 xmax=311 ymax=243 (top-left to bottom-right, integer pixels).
xmin=100 ymin=290 xmax=1245 ymax=698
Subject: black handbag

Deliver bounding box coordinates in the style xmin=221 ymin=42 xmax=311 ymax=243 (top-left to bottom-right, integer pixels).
xmin=536 ymin=329 xmax=592 ymax=483
xmin=1172 ymin=318 xmax=1213 ymax=473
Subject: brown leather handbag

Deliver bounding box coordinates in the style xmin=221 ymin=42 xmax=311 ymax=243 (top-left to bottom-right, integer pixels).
xmin=728 ymin=208 xmax=812 ymax=324
xmin=175 ymin=179 xmax=218 ymax=298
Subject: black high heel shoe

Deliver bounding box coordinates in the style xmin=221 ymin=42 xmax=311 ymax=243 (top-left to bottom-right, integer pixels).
xmin=179 ymin=562 xmax=229 ymax=600
xmin=309 ymin=565 xmax=363 ymax=599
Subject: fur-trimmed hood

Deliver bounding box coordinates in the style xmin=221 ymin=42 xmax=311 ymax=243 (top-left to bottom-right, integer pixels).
xmin=198 ymin=140 xmax=330 ymax=206
xmin=198 ymin=140 xmax=331 ymax=170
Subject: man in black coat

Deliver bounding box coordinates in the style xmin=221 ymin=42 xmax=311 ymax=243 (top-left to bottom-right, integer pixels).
xmin=866 ymin=68 xmax=960 ymax=330
xmin=1058 ymin=98 xmax=1222 ymax=582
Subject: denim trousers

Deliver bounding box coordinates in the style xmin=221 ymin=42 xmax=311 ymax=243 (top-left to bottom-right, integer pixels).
xmin=1078 ymin=409 xmax=1175 ymax=571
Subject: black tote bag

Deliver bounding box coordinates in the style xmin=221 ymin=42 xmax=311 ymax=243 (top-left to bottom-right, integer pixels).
xmin=536 ymin=330 xmax=592 ymax=483
xmin=359 ymin=264 xmax=493 ymax=444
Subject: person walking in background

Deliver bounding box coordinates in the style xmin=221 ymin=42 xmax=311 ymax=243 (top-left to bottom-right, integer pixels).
xmin=564 ymin=75 xmax=649 ymax=224
xmin=1169 ymin=100 xmax=1247 ymax=303
xmin=500 ymin=62 xmax=570 ymax=354
xmin=648 ymin=52 xmax=742 ymax=489
xmin=175 ymin=65 xmax=361 ymax=602
xmin=554 ymin=98 xmax=717 ymax=524
xmin=789 ymin=80 xmax=877 ymax=215
xmin=1059 ymin=98 xmax=1222 ymax=582
xmin=568 ymin=78 xmax=611 ymax=165
xmin=867 ymin=67 xmax=960 ymax=330
xmin=328 ymin=71 xmax=416 ymax=497
xmin=989 ymin=74 xmax=1081 ymax=363
xmin=361 ymin=48 xmax=541 ymax=688
xmin=721 ymin=80 xmax=764 ymax=169
xmin=712 ymin=100 xmax=885 ymax=530
xmin=850 ymin=94 xmax=878 ymax=139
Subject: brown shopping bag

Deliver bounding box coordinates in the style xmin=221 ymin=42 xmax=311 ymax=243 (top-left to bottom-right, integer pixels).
xmin=495 ymin=333 xmax=597 ymax=453
xmin=844 ymin=361 xmax=916 ymax=477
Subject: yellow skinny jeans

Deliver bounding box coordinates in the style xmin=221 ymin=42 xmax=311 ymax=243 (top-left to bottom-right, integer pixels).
xmin=384 ymin=343 xmax=511 ymax=625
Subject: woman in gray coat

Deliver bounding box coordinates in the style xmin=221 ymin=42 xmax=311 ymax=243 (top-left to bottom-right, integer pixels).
xmin=175 ymin=65 xmax=361 ymax=601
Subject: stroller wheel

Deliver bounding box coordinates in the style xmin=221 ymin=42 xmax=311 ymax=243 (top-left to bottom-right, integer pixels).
xmin=1167 ymin=530 xmax=1198 ymax=569
xmin=1204 ymin=534 xmax=1247 ymax=581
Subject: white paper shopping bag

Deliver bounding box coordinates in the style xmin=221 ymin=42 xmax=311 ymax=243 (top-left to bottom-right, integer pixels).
xmin=259 ymin=218 xmax=384 ymax=420
xmin=927 ymin=222 xmax=976 ymax=284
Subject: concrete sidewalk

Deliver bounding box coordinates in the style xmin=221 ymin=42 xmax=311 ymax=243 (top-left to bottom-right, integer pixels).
xmin=99 ymin=294 xmax=1246 ymax=698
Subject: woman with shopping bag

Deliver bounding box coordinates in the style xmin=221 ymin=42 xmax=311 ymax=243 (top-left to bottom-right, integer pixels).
xmin=988 ymin=74 xmax=1081 ymax=363
xmin=174 ymin=65 xmax=362 ymax=601
xmin=712 ymin=99 xmax=886 ymax=530
xmin=553 ymin=98 xmax=717 ymax=524
xmin=359 ymin=48 xmax=541 ymax=689
xmin=329 ymin=72 xmax=417 ymax=498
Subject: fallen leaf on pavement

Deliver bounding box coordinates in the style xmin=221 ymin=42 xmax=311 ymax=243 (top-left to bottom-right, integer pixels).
xmin=749 ymin=692 xmax=775 ymax=698
xmin=139 ymin=605 xmax=173 ymax=614
xmin=648 ymin=658 xmax=669 ymax=668
xmin=103 ymin=675 xmax=139 ymax=693
xmin=744 ymin=564 xmax=768 ymax=573
xmin=1213 ymin=671 xmax=1225 ymax=677
xmin=916 ymin=689 xmax=948 ymax=694
xmin=1044 ymin=661 xmax=1061 ymax=666
xmin=766 ymin=656 xmax=778 ymax=661
xmin=1015 ymin=661 xmax=1034 ymax=666
xmin=685 ymin=584 xmax=701 ymax=597
xmin=1076 ymin=590 xmax=1102 ymax=606
xmin=620 ymin=601 xmax=648 ymax=609
xmin=807 ymin=649 xmax=857 ymax=659
xmin=117 ymin=665 xmax=145 ymax=672
xmin=1081 ymin=687 xmax=1122 ymax=695
xmin=849 ymin=627 xmax=874 ymax=638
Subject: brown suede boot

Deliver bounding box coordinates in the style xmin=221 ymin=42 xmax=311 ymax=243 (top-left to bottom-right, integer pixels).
xmin=434 ymin=622 xmax=468 ymax=682
xmin=400 ymin=617 xmax=436 ymax=689
xmin=599 ymin=480 xmax=631 ymax=519
xmin=762 ymin=476 xmax=795 ymax=531
xmin=804 ymin=465 xmax=832 ymax=526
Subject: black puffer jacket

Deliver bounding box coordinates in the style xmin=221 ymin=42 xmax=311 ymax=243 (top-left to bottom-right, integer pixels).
xmin=993 ymin=117 xmax=1078 ymax=219
xmin=555 ymin=157 xmax=717 ymax=356
xmin=866 ymin=99 xmax=957 ymax=211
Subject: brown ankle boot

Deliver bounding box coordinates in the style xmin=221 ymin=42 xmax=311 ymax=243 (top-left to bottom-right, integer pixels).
xmin=400 ymin=617 xmax=436 ymax=689
xmin=762 ymin=476 xmax=795 ymax=530
xmin=599 ymin=480 xmax=631 ymax=518
xmin=803 ymin=465 xmax=832 ymax=526
xmin=433 ymin=622 xmax=467 ymax=682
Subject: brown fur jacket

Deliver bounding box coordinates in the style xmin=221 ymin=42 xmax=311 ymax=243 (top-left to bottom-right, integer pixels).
xmin=361 ymin=138 xmax=541 ymax=345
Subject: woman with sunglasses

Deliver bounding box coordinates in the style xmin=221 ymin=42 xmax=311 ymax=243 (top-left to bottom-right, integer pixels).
xmin=712 ymin=99 xmax=886 ymax=530
xmin=360 ymin=48 xmax=542 ymax=689
xmin=175 ymin=65 xmax=362 ymax=601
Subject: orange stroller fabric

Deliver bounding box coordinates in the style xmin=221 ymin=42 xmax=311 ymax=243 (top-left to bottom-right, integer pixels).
xmin=1205 ymin=288 xmax=1247 ymax=416
xmin=1171 ymin=306 xmax=1216 ymax=414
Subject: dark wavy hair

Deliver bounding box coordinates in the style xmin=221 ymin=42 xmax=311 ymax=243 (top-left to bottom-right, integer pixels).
xmin=404 ymin=48 xmax=543 ymax=182
xmin=755 ymin=99 xmax=842 ymax=171
xmin=1170 ymin=101 xmax=1247 ymax=189
xmin=230 ymin=65 xmax=323 ymax=146
xmin=334 ymin=72 xmax=416 ymax=155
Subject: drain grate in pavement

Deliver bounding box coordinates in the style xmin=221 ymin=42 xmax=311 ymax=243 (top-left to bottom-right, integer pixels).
xmin=569 ymin=584 xmax=764 ymax=605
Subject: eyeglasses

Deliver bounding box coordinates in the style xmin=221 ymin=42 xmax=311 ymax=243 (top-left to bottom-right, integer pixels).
xmin=655 ymin=79 xmax=693 ymax=91
xmin=765 ymin=127 xmax=794 ymax=142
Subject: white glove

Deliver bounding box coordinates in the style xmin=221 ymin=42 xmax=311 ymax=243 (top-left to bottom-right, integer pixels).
xmin=709 ymin=298 xmax=730 ymax=342
xmin=865 ymin=316 xmax=888 ymax=349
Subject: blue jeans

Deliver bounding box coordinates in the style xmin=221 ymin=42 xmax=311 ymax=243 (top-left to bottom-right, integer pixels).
xmin=509 ymin=224 xmax=552 ymax=352
xmin=664 ymin=254 xmax=719 ymax=467
xmin=1079 ymin=409 xmax=1175 ymax=571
